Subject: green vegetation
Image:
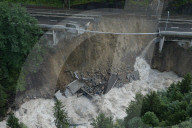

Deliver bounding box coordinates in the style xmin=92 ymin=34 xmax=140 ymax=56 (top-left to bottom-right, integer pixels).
xmin=7 ymin=113 xmax=27 ymax=128
xmin=113 ymin=119 xmax=125 ymax=128
xmin=168 ymin=0 xmax=192 ymax=13
xmin=1 ymin=0 xmax=125 ymax=8
xmin=0 ymin=2 xmax=42 ymax=118
xmin=91 ymin=113 xmax=114 ymax=128
xmin=142 ymin=112 xmax=159 ymax=127
xmin=91 ymin=74 xmax=192 ymax=128
xmin=1 ymin=0 xmax=64 ymax=8
xmin=124 ymin=74 xmax=192 ymax=127
xmin=54 ymin=100 xmax=70 ymax=128
xmin=71 ymin=0 xmax=115 ymax=6
xmin=170 ymin=0 xmax=192 ymax=8
xmin=128 ymin=0 xmax=149 ymax=6
xmin=0 ymin=84 xmax=8 ymax=117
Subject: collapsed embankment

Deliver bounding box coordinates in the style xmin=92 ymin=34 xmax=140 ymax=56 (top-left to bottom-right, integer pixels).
xmin=57 ymin=14 xmax=158 ymax=91
xmin=14 ymin=11 xmax=158 ymax=107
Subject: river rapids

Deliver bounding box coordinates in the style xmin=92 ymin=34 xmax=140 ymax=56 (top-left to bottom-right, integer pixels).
xmin=0 ymin=56 xmax=181 ymax=128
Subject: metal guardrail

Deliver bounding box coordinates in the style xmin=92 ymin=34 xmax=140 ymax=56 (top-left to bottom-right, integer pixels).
xmin=39 ymin=24 xmax=192 ymax=38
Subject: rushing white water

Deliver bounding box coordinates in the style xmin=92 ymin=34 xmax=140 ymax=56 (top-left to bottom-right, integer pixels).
xmin=58 ymin=57 xmax=181 ymax=127
xmin=0 ymin=57 xmax=181 ymax=128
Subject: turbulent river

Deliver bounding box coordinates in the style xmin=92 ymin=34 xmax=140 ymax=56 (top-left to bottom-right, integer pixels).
xmin=0 ymin=56 xmax=181 ymax=128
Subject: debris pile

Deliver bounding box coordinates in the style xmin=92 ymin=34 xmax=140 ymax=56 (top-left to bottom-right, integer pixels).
xmin=63 ymin=71 xmax=108 ymax=98
xmin=61 ymin=70 xmax=140 ymax=98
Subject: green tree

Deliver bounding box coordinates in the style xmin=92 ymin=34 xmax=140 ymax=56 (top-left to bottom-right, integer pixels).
xmin=0 ymin=2 xmax=42 ymax=118
xmin=0 ymin=84 xmax=8 ymax=117
xmin=54 ymin=100 xmax=70 ymax=128
xmin=187 ymin=101 xmax=192 ymax=117
xmin=179 ymin=74 xmax=192 ymax=94
xmin=167 ymin=83 xmax=183 ymax=101
xmin=91 ymin=113 xmax=113 ymax=128
xmin=141 ymin=92 xmax=161 ymax=117
xmin=7 ymin=113 xmax=21 ymax=128
xmin=124 ymin=93 xmax=143 ymax=127
xmin=124 ymin=73 xmax=192 ymax=127
xmin=142 ymin=111 xmax=159 ymax=127
xmin=7 ymin=113 xmax=27 ymax=128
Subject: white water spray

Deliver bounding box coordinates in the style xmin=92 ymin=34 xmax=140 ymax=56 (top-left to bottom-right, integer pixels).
xmin=0 ymin=39 xmax=181 ymax=128
xmin=0 ymin=58 xmax=180 ymax=128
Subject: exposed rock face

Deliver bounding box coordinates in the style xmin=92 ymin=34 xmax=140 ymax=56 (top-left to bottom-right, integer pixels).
xmin=152 ymin=42 xmax=192 ymax=76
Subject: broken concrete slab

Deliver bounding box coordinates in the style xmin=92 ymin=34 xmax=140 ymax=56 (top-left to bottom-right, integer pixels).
xmin=55 ymin=90 xmax=63 ymax=100
xmin=64 ymin=89 xmax=73 ymax=97
xmin=64 ymin=80 xmax=86 ymax=97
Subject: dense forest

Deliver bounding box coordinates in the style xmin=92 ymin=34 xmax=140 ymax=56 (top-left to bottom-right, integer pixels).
xmin=0 ymin=2 xmax=42 ymax=119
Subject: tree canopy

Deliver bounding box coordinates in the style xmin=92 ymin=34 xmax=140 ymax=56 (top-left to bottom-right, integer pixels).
xmin=124 ymin=74 xmax=192 ymax=127
xmin=0 ymin=2 xmax=42 ymax=118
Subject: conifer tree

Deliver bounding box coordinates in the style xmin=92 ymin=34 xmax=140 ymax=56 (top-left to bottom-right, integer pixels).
xmin=91 ymin=113 xmax=113 ymax=128
xmin=54 ymin=100 xmax=69 ymax=128
xmin=7 ymin=113 xmax=21 ymax=128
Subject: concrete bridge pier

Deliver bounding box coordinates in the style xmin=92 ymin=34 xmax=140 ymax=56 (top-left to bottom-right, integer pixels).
xmin=158 ymin=31 xmax=192 ymax=52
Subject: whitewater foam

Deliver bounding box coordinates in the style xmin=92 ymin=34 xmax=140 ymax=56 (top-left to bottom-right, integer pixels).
xmin=0 ymin=57 xmax=181 ymax=128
